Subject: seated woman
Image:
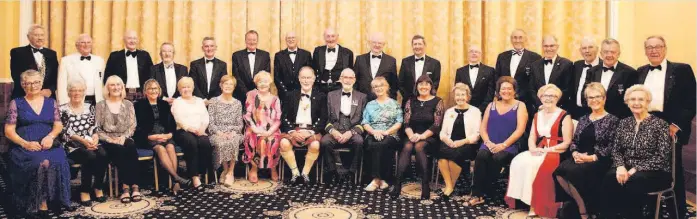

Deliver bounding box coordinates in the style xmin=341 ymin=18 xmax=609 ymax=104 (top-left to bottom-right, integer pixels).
xmin=505 ymin=84 xmax=573 ymax=218
xmin=60 ymin=79 xmax=108 ymax=206
xmin=392 ymin=75 xmax=444 ymax=200
xmin=467 ymin=76 xmax=528 ymax=206
xmin=208 ymin=75 xmax=244 ymax=187
xmin=171 ymin=77 xmax=212 ymax=189
xmin=600 ymin=85 xmax=671 ymax=218
xmin=5 ymin=70 xmax=71 ymax=217
xmin=553 ymin=83 xmax=618 ymax=218
xmin=435 ymin=83 xmax=480 ymax=201
xmin=134 ymin=79 xmax=190 ymax=194
xmin=96 ymin=75 xmax=140 ymax=203
xmin=243 ymin=71 xmax=282 ymax=182
xmin=362 ymin=76 xmax=403 ymax=192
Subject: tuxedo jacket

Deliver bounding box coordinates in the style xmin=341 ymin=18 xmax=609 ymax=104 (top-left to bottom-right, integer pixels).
xmin=273 ymin=48 xmax=313 ymax=99
xmin=494 ymin=49 xmax=542 ymax=105
xmin=10 ymin=45 xmax=59 ymax=98
xmin=103 ymin=49 xmax=154 ymax=90
xmin=588 ymin=61 xmax=637 ymax=119
xmin=133 ymin=99 xmax=176 ymax=146
xmin=312 ymin=45 xmax=354 ymax=87
xmin=398 ymin=55 xmax=441 ymax=101
xmin=189 ymin=57 xmax=231 ymax=100
xmin=454 ymin=64 xmax=496 ymax=112
xmin=354 ymin=53 xmax=398 ymax=100
xmin=231 ymin=49 xmax=271 ymax=96
xmin=325 ymin=89 xmax=367 ymax=135
xmin=529 ymin=56 xmax=574 ymax=109
xmin=56 ymin=53 xmax=106 ymax=105
xmin=150 ymin=63 xmax=188 ymax=98
xmin=567 ymin=59 xmax=603 ymax=119
xmin=280 ymin=89 xmax=328 ymax=134
xmin=637 ymin=61 xmax=696 ymax=144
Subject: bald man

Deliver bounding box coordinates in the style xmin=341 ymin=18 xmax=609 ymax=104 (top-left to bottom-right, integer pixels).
xmin=529 ymin=35 xmax=573 ymax=110
xmin=454 ymin=45 xmax=495 ymax=113
xmin=56 ymin=34 xmax=105 ymax=105
xmin=274 ymin=32 xmax=313 ymax=102
xmin=568 ymin=36 xmax=602 ymax=119
xmin=353 ymin=33 xmax=398 ymax=100
xmin=104 ymin=30 xmax=154 ymax=100
xmin=494 ymin=29 xmax=542 ymax=110
xmin=10 ymin=24 xmax=59 ymax=99
xmin=312 ymin=28 xmax=354 ymax=93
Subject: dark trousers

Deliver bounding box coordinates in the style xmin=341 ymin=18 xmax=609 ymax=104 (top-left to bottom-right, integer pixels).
xmin=174 ymin=130 xmax=213 ymax=177
xmin=674 ymin=142 xmax=687 ymax=218
xmin=67 ymin=144 xmax=109 ymax=192
xmin=320 ymin=133 xmax=363 ymax=173
xmin=102 ymin=138 xmax=139 ymax=186
xmin=471 ymin=149 xmax=514 ymax=197
xmin=364 ymin=135 xmax=397 ymax=181
xmin=600 ymin=170 xmax=672 ymax=219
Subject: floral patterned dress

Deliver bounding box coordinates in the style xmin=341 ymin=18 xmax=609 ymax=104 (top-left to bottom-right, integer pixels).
xmin=208 ymin=96 xmax=244 ymax=170
xmin=243 ymin=90 xmax=282 ymax=169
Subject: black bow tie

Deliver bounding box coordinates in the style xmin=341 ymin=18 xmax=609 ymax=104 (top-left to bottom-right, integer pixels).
xmin=512 ymin=50 xmax=523 ymax=56
xmin=603 ymin=66 xmax=615 ymax=72
xmin=648 ymin=65 xmax=662 ymax=71
xmin=415 ymin=57 xmax=424 ymax=62
xmin=544 ymin=59 xmax=553 ymax=65
xmin=301 ymin=93 xmax=310 ymax=99
xmin=327 ymin=48 xmax=336 ymax=53
xmin=31 ymin=47 xmax=41 ymax=53
xmin=80 ymin=56 xmax=91 ymax=61
xmin=288 ymin=51 xmax=297 ymax=55
xmin=126 ymin=50 xmax=137 ymax=58
xmin=342 ymin=92 xmax=351 ymax=97
xmin=205 ymin=59 xmax=214 ymax=63
xmin=372 ymin=55 xmax=382 ymax=59
xmin=583 ymin=64 xmax=592 ymax=69
xmin=247 ymin=51 xmax=256 ymax=55
xmin=469 ymin=64 xmax=479 ymax=69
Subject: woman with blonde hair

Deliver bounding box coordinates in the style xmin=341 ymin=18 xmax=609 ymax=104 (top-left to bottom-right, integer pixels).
xmin=208 ymin=75 xmax=244 ymax=187
xmin=243 ymin=71 xmax=282 ymax=182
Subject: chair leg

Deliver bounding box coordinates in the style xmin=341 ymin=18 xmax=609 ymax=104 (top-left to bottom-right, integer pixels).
xmin=114 ymin=166 xmax=119 ymax=197
xmin=168 ymin=175 xmax=172 ymax=189
xmin=654 ymin=194 xmax=662 ymax=219
xmin=672 ymin=192 xmax=680 ymax=219
xmin=315 ymin=156 xmax=320 ymax=183
xmin=358 ymin=156 xmax=364 ymax=185
xmin=205 ymin=173 xmax=209 ymax=184
xmin=153 ymin=160 xmax=159 ymax=192
xmin=108 ymin=164 xmax=113 ymax=197
xmin=214 ymin=170 xmax=218 ymax=184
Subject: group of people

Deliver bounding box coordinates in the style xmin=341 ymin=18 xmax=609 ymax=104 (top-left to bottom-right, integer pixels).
xmin=5 ymin=23 xmax=695 ymax=219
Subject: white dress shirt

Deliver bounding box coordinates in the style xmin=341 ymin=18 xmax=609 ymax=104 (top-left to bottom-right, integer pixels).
xmin=31 ymin=46 xmax=45 ymax=69
xmin=576 ymin=58 xmax=600 ymax=106
xmin=125 ymin=50 xmax=140 ymax=88
xmin=295 ymin=91 xmax=312 ymax=126
xmin=247 ymin=50 xmax=256 ymax=77
xmin=600 ymin=62 xmax=618 ymax=91
xmin=164 ymin=63 xmax=177 ymax=97
xmin=340 ymin=91 xmax=352 ymax=116
xmin=370 ymin=52 xmax=382 ymax=78
xmin=288 ymin=48 xmax=297 ymax=63
xmin=414 ymin=54 xmax=426 ymax=81
xmin=205 ymin=57 xmax=214 ymax=92
xmin=468 ymin=63 xmax=480 ymax=88
xmin=543 ymin=56 xmax=556 ymax=84
xmin=325 ymin=45 xmax=339 ymax=70
xmin=510 ymin=49 xmax=524 ymax=78
xmin=646 ymin=59 xmax=668 ymax=112
xmin=56 ymin=53 xmax=105 ymax=105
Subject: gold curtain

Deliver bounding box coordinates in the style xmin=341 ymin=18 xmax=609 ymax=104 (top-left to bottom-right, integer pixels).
xmin=33 ymin=0 xmax=606 ymax=104
xmin=0 ymin=1 xmax=20 ymax=80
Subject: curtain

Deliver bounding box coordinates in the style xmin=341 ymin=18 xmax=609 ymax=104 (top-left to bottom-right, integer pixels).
xmin=33 ymin=0 xmax=606 ymax=104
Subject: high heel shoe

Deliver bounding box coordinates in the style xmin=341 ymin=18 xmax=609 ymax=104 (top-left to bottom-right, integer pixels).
xmin=390 ymin=179 xmax=402 ymax=199
xmin=172 ymin=183 xmax=182 ymax=195
xmin=437 ymin=189 xmax=451 ymax=201
xmin=174 ymin=176 xmax=192 ymax=188
xmin=120 ymin=188 xmax=131 ymax=204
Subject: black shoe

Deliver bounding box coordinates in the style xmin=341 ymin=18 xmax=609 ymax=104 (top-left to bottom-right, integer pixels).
xmin=95 ymin=195 xmax=108 ymax=203
xmin=79 ymin=199 xmax=92 ymax=207
xmin=336 ymin=166 xmax=349 ymax=178
xmin=420 ymin=182 xmax=430 ymax=200
xmin=289 ymin=174 xmax=300 ymax=185
xmin=35 ymin=210 xmax=49 ymax=219
xmin=174 ymin=176 xmax=193 ymax=187
xmin=300 ymin=174 xmax=311 ymax=185
xmin=390 ymin=180 xmax=402 ymax=199
xmin=437 ymin=189 xmax=450 ymax=201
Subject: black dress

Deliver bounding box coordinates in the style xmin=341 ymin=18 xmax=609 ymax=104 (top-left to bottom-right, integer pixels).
xmin=437 ymin=108 xmax=478 ymax=167
xmin=404 ymin=97 xmax=444 ymax=148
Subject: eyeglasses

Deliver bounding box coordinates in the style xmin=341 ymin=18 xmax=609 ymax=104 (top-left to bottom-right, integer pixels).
xmin=340 ymin=76 xmax=356 ymax=79
xmin=628 ymin=97 xmax=647 ymax=102
xmin=586 ymin=95 xmax=603 ymax=101
xmin=22 ymin=81 xmax=42 ymax=87
xmin=146 ymin=87 xmax=160 ymax=91
xmin=299 ymin=76 xmax=315 ymax=80
xmin=645 ymin=45 xmax=665 ymax=51
xmin=371 ymin=84 xmax=385 ymax=89
xmin=541 ymin=94 xmax=558 ymax=99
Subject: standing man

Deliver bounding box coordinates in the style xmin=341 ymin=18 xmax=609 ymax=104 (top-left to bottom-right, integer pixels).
xmin=232 ymin=30 xmax=271 ymax=103
xmin=10 ymin=24 xmax=59 ymax=99
xmin=104 ymin=30 xmax=154 ymax=100
xmin=274 ymin=31 xmax=313 ymax=102
xmin=313 ymin=28 xmax=354 ymax=94
xmin=568 ymin=37 xmax=602 ymax=119
xmin=151 ymin=42 xmax=188 ymax=103
xmin=588 ymin=38 xmax=636 ymax=119
xmin=494 ymin=29 xmax=542 ymax=111
xmin=354 ymin=32 xmax=398 ymax=100
xmin=189 ymin=37 xmax=231 ymax=101
xmin=399 ymin=35 xmax=441 ymax=107
xmin=528 ymin=35 xmax=573 ymax=110
xmin=56 ymin=34 xmax=105 ymax=105
xmin=454 ymin=45 xmax=495 ymax=113
xmin=637 ymin=35 xmax=696 ymax=219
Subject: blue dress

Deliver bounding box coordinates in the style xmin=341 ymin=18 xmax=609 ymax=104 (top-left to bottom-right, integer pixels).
xmin=6 ymin=97 xmax=71 ymax=213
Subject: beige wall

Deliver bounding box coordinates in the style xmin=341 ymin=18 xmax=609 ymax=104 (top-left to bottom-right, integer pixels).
xmin=616 ymin=1 xmax=696 ymax=71
xmin=0 ymin=1 xmax=20 ymax=80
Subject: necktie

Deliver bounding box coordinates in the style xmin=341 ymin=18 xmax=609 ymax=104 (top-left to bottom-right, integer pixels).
xmin=301 ymin=93 xmax=310 ymax=99
xmin=288 ymin=51 xmax=297 ymax=55
xmin=544 ymin=59 xmax=553 ymax=65
xmin=126 ymin=51 xmax=137 ymax=58
xmin=31 ymin=47 xmax=41 ymax=53
xmin=512 ymin=50 xmax=523 ymax=56
xmin=372 ymin=55 xmax=382 ymax=59
xmin=247 ymin=51 xmax=256 ymax=55
xmin=342 ymin=92 xmax=351 ymax=97
xmin=415 ymin=57 xmax=424 ymax=62
xmin=648 ymin=65 xmax=662 ymax=71
xmin=80 ymin=56 xmax=91 ymax=61
xmin=469 ymin=64 xmax=479 ymax=69
xmin=206 ymin=59 xmax=213 ymax=63
xmin=603 ymin=66 xmax=615 ymax=72
xmin=583 ymin=64 xmax=592 ymax=69
xmin=327 ymin=48 xmax=336 ymax=53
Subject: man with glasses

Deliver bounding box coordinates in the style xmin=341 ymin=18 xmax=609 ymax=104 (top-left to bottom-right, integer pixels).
xmin=529 ymin=35 xmax=573 ymax=111
xmin=151 ymin=42 xmax=188 ymax=103
xmin=313 ymin=28 xmax=354 ymax=94
xmin=10 ymin=24 xmax=59 ymax=99
xmin=354 ymin=32 xmax=398 ymax=101
xmin=274 ymin=32 xmax=313 ymax=103
xmin=104 ymin=30 xmax=154 ymax=101
xmin=588 ymin=38 xmax=636 ymax=119
xmin=56 ymin=34 xmax=105 ymax=105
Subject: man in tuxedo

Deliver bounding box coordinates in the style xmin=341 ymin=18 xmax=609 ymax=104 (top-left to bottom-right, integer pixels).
xmin=354 ymin=33 xmax=398 ymax=100
xmin=529 ymin=35 xmax=573 ymax=110
xmin=274 ymin=31 xmax=313 ymax=103
xmin=103 ymin=30 xmax=154 ymax=100
xmin=189 ymin=37 xmax=230 ymax=102
xmin=320 ymin=68 xmax=367 ymax=183
xmin=312 ymin=28 xmax=354 ymax=94
xmin=56 ymin=34 xmax=105 ymax=105
xmin=151 ymin=42 xmax=188 ymax=103
xmin=568 ymin=37 xmax=602 ymax=119
xmin=232 ymin=30 xmax=271 ymax=103
xmin=454 ymin=45 xmax=495 ymax=113
xmin=637 ymin=36 xmax=696 ymax=218
xmin=10 ymin=24 xmax=59 ymax=99
xmin=399 ymin=35 xmax=441 ymax=107
xmin=588 ymin=38 xmax=636 ymax=119
xmin=494 ymin=29 xmax=542 ymax=111
xmin=279 ymin=67 xmax=327 ymax=185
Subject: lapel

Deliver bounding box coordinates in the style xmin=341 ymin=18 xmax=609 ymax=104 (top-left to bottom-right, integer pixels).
xmin=462 ymin=67 xmax=473 ymax=87
xmin=253 ymin=51 xmax=262 ymax=75
xmin=289 ymin=49 xmax=301 ymax=73
xmin=318 ymin=47 xmax=327 ymax=70
xmin=664 ymin=61 xmax=675 ymax=104
xmin=25 ymin=45 xmax=39 ymax=69
xmin=289 ymin=92 xmax=300 ymax=120
xmin=502 ymin=52 xmax=512 ymax=76
xmin=535 ymin=61 xmax=546 ymax=85
xmin=331 ymin=91 xmax=342 ymax=120
xmin=515 ymin=50 xmax=529 ymax=77
xmin=241 ymin=53 xmax=252 ymax=77
xmin=376 ymin=55 xmax=389 ymax=76
xmin=423 ymin=56 xmax=433 ymax=74
xmin=607 ymin=63 xmax=623 ymax=90
xmin=474 ymin=67 xmax=487 ymax=89
xmin=548 ymin=56 xmax=562 ymax=83
xmin=363 ymin=54 xmax=373 ymax=78
xmin=349 ymin=91 xmax=359 ymax=119
xmin=309 ymin=91 xmax=319 ymax=119
xmin=638 ymin=66 xmax=649 ymax=84
xmin=406 ymin=56 xmax=416 ymax=79
xmin=333 ymin=46 xmax=344 ymax=71
xmin=157 ymin=64 xmax=168 ymax=95
xmin=119 ymin=50 xmax=128 ymax=75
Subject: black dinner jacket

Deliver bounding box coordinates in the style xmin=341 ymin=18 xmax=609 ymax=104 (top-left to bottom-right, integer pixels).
xmin=494 ymin=49 xmax=542 ymax=105
xmin=567 ymin=59 xmax=603 ymax=119
xmin=232 ymin=49 xmax=271 ymax=96
xmin=588 ymin=61 xmax=637 ymax=119
xmin=529 ymin=55 xmax=574 ymax=109
xmin=354 ymin=52 xmax=398 ymax=100
xmin=454 ymin=63 xmax=496 ymax=112
xmin=189 ymin=57 xmax=233 ymax=100
xmin=637 ymin=60 xmax=696 ymax=144
xmin=312 ymin=45 xmax=354 ymax=86
xmin=103 ymin=49 xmax=154 ymax=90
xmin=133 ymin=99 xmax=176 ymax=146
xmin=273 ymin=48 xmax=313 ymax=99
xmin=150 ymin=63 xmax=187 ymax=98
xmin=280 ymin=89 xmax=328 ymax=134
xmin=10 ymin=45 xmax=59 ymax=98
xmin=398 ymin=55 xmax=441 ymax=101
